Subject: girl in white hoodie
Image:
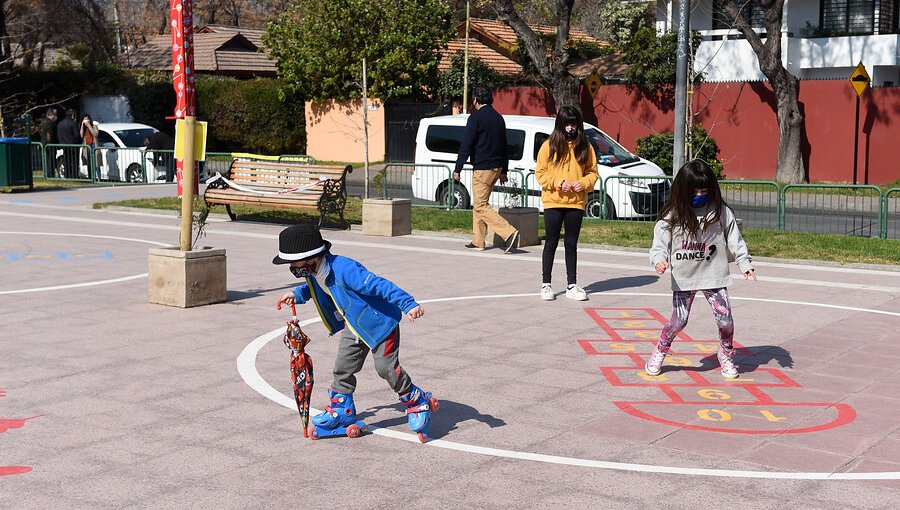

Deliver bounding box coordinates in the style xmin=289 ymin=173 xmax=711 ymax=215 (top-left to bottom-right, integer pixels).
xmin=644 ymin=159 xmax=756 ymax=379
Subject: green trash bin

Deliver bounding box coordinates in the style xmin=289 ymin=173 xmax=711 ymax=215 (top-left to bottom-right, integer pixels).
xmin=0 ymin=137 xmax=32 ymax=187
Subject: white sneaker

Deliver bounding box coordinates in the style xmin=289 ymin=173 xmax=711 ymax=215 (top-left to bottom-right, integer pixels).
xmin=718 ymin=349 xmax=739 ymax=379
xmin=645 ymin=347 xmax=668 ymax=376
xmin=540 ymin=284 xmax=555 ymax=301
xmin=565 ymin=284 xmax=588 ymax=301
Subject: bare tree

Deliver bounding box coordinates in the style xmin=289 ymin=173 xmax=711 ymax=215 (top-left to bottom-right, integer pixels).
xmin=496 ymin=0 xmax=581 ymax=110
xmin=720 ymin=0 xmax=804 ymax=183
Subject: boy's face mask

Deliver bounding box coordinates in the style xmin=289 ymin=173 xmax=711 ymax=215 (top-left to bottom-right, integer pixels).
xmin=691 ymin=193 xmax=709 ymax=208
xmin=289 ymin=257 xmax=320 ymax=278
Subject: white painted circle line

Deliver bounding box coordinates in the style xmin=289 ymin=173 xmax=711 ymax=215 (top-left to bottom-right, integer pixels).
xmin=0 ymin=231 xmax=168 ymax=295
xmin=237 ymin=292 xmax=900 ymax=480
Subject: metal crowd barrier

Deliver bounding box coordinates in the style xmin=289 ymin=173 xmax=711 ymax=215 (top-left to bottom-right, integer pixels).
xmin=781 ymin=184 xmax=883 ymax=238
xmin=720 ymin=180 xmax=780 ymax=231
xmin=882 ymin=187 xmax=900 ymax=240
xmin=377 ymin=163 xmax=454 ymax=209
xmin=278 ymin=154 xmax=316 ymax=164
xmin=600 ymin=175 xmax=673 ymax=220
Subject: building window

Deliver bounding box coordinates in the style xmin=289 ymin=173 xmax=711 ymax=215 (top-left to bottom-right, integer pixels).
xmin=820 ymin=0 xmax=900 ymax=35
xmin=713 ymin=0 xmax=766 ymax=30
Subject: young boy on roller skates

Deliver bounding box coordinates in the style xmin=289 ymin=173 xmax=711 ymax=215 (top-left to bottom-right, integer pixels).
xmin=274 ymin=224 xmax=439 ymax=442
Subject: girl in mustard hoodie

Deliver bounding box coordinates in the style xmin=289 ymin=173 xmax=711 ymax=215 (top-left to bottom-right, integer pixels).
xmin=535 ymin=106 xmax=599 ymax=301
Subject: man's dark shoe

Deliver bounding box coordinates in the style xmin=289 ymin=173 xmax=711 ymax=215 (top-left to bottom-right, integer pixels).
xmin=504 ymin=230 xmax=519 ymax=254
xmin=465 ymin=242 xmax=485 ymax=251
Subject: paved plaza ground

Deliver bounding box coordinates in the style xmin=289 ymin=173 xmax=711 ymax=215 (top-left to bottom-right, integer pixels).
xmin=2 ymin=184 xmax=899 ymax=509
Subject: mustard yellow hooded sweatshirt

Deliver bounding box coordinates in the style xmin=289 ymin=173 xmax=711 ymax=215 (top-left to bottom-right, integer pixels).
xmin=535 ymin=140 xmax=599 ymax=209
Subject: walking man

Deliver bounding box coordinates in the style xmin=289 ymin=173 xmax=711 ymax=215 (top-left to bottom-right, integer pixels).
xmin=453 ymin=86 xmax=518 ymax=253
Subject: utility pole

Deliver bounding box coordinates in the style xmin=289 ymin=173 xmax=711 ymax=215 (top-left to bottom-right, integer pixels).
xmin=462 ymin=0 xmax=470 ymax=114
xmin=113 ymin=1 xmax=123 ymax=55
xmin=673 ymin=0 xmax=690 ymax=175
xmin=362 ymin=57 xmax=369 ymax=199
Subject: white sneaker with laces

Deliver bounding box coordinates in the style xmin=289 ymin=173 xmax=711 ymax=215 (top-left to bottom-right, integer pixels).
xmin=645 ymin=347 xmax=668 ymax=376
xmin=565 ymin=284 xmax=588 ymax=301
xmin=718 ymin=349 xmax=739 ymax=379
xmin=540 ymin=284 xmax=555 ymax=301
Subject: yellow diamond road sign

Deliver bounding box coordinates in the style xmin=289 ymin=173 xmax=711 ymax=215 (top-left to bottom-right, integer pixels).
xmin=849 ymin=62 xmax=870 ymax=98
xmin=586 ymin=70 xmax=602 ymax=98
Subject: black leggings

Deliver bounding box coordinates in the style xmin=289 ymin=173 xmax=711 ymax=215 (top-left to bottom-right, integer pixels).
xmin=542 ymin=207 xmax=584 ymax=285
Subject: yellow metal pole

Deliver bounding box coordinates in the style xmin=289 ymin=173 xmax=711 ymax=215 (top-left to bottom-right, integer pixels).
xmin=180 ymin=116 xmax=196 ymax=251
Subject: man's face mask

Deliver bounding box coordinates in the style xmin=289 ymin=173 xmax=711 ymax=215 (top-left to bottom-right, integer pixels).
xmin=564 ymin=125 xmax=577 ymax=140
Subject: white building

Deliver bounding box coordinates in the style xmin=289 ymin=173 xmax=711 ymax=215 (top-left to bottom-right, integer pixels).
xmin=655 ymin=0 xmax=900 ymax=86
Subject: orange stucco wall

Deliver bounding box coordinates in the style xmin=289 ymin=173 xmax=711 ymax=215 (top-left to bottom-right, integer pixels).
xmin=304 ymin=99 xmax=385 ymax=162
xmin=493 ymin=83 xmax=900 ymax=184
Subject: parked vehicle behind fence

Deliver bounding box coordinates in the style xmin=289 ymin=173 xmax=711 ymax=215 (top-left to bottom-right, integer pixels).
xmin=55 ymin=122 xmax=164 ymax=183
xmin=412 ymin=114 xmax=669 ymax=219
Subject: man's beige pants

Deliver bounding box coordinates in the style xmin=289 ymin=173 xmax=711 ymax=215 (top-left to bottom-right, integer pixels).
xmin=471 ymin=168 xmax=516 ymax=248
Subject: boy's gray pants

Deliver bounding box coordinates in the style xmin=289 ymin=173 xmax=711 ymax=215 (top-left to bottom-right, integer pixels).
xmin=331 ymin=326 xmax=411 ymax=396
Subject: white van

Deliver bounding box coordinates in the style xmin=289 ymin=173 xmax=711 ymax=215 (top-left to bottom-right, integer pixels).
xmin=411 ymin=114 xmax=669 ymax=219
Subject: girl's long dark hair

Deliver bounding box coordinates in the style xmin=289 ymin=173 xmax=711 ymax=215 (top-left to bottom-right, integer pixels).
xmin=658 ymin=159 xmax=726 ymax=239
xmin=548 ymin=106 xmax=591 ymax=167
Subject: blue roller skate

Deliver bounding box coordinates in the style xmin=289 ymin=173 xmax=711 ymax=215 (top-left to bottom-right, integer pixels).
xmin=400 ymin=384 xmax=439 ymax=443
xmin=310 ymin=390 xmax=367 ymax=440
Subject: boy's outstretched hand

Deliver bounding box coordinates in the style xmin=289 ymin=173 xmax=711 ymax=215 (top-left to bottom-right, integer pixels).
xmin=744 ymin=269 xmax=757 ymax=281
xmin=407 ymin=305 xmax=425 ymax=322
xmin=278 ymin=292 xmax=296 ymax=307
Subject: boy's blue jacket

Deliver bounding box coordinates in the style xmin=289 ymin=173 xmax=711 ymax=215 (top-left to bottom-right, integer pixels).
xmin=292 ymin=253 xmax=419 ymax=349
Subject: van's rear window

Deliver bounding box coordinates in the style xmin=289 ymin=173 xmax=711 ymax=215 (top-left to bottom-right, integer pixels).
xmin=426 ymin=125 xmax=526 ymax=161
xmin=425 ymin=125 xmax=465 ymax=154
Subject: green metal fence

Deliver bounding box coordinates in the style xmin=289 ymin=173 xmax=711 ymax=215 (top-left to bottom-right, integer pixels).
xmin=781 ymin=184 xmax=883 ymax=237
xmin=375 ymin=163 xmax=455 ymax=208
xmin=883 ymin=188 xmax=900 ymax=240
xmin=721 ymin=180 xmax=781 ymax=231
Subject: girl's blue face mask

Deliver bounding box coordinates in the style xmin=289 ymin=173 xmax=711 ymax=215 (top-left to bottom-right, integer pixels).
xmin=691 ymin=193 xmax=709 ymax=208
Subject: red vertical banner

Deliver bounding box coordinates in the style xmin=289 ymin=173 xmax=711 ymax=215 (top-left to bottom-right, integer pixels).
xmin=171 ymin=0 xmax=199 ymax=197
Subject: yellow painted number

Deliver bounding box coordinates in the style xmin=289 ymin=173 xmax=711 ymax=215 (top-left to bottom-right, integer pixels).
xmin=692 ymin=344 xmax=719 ymax=352
xmin=698 ymin=389 xmax=731 ymax=400
xmin=638 ymin=371 xmax=668 ymax=382
xmin=610 ymin=343 xmax=636 ymax=351
xmin=697 ymin=409 xmax=732 ymax=422
xmin=760 ymin=410 xmax=787 ymax=422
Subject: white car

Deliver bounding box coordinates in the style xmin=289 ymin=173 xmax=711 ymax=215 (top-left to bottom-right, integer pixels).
xmin=412 ymin=115 xmax=669 ymax=219
xmin=56 ymin=123 xmax=167 ymax=183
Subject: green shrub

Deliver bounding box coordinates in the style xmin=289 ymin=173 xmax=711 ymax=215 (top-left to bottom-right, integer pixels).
xmin=635 ymin=125 xmax=724 ymax=178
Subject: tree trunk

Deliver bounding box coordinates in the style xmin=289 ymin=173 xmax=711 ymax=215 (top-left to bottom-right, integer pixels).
xmin=552 ymin=73 xmax=581 ymax=111
xmin=722 ymin=0 xmax=806 ymax=183
xmin=772 ymin=72 xmax=804 ymax=183
xmin=497 ymin=0 xmax=582 ymax=113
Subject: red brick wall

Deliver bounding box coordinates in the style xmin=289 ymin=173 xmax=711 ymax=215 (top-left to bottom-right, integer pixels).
xmin=493 ymin=82 xmax=900 ymax=185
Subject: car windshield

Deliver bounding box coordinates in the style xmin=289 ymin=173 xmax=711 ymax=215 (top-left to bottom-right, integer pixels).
xmin=115 ymin=128 xmax=158 ymax=148
xmin=585 ymin=128 xmax=639 ymax=166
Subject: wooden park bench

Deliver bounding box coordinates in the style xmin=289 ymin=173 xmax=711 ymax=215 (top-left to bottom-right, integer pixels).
xmin=203 ymin=160 xmax=353 ymax=227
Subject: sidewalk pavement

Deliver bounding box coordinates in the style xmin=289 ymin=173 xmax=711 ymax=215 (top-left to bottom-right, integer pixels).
xmin=1 ymin=184 xmax=898 ymax=509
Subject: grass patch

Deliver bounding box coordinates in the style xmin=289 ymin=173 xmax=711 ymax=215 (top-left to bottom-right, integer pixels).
xmin=2 ymin=175 xmax=97 ymax=193
xmin=91 ymin=196 xmax=900 ymax=266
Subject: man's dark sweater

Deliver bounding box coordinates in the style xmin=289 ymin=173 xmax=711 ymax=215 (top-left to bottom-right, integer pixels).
xmin=454 ymin=105 xmax=508 ymax=174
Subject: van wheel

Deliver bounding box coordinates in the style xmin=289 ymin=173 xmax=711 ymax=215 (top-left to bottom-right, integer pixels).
xmin=438 ymin=181 xmax=470 ymax=209
xmin=126 ymin=163 xmax=143 ymax=183
xmin=587 ymin=193 xmax=616 ymax=219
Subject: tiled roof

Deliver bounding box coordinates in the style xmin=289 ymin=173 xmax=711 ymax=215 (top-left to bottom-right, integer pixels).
xmin=439 ymin=39 xmax=523 ymax=76
xmin=123 ymin=28 xmax=275 ymax=76
xmin=569 ymin=54 xmax=629 ymax=80
xmin=465 ymin=18 xmax=608 ymax=50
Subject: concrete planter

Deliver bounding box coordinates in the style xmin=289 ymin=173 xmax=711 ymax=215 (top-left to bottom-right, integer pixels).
xmin=491 ymin=207 xmax=539 ymax=247
xmin=362 ymin=198 xmax=412 ymax=236
xmin=148 ymin=246 xmax=227 ymax=308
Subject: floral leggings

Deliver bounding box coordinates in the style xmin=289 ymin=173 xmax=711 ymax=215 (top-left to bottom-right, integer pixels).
xmin=657 ymin=288 xmax=734 ymax=355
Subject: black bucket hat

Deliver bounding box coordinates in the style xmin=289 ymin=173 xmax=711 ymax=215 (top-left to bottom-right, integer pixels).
xmin=272 ymin=224 xmax=332 ymax=265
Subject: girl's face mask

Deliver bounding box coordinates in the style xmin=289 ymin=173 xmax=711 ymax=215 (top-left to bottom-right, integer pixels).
xmin=564 ymin=125 xmax=577 ymax=140
xmin=691 ymin=192 xmax=709 ymax=208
